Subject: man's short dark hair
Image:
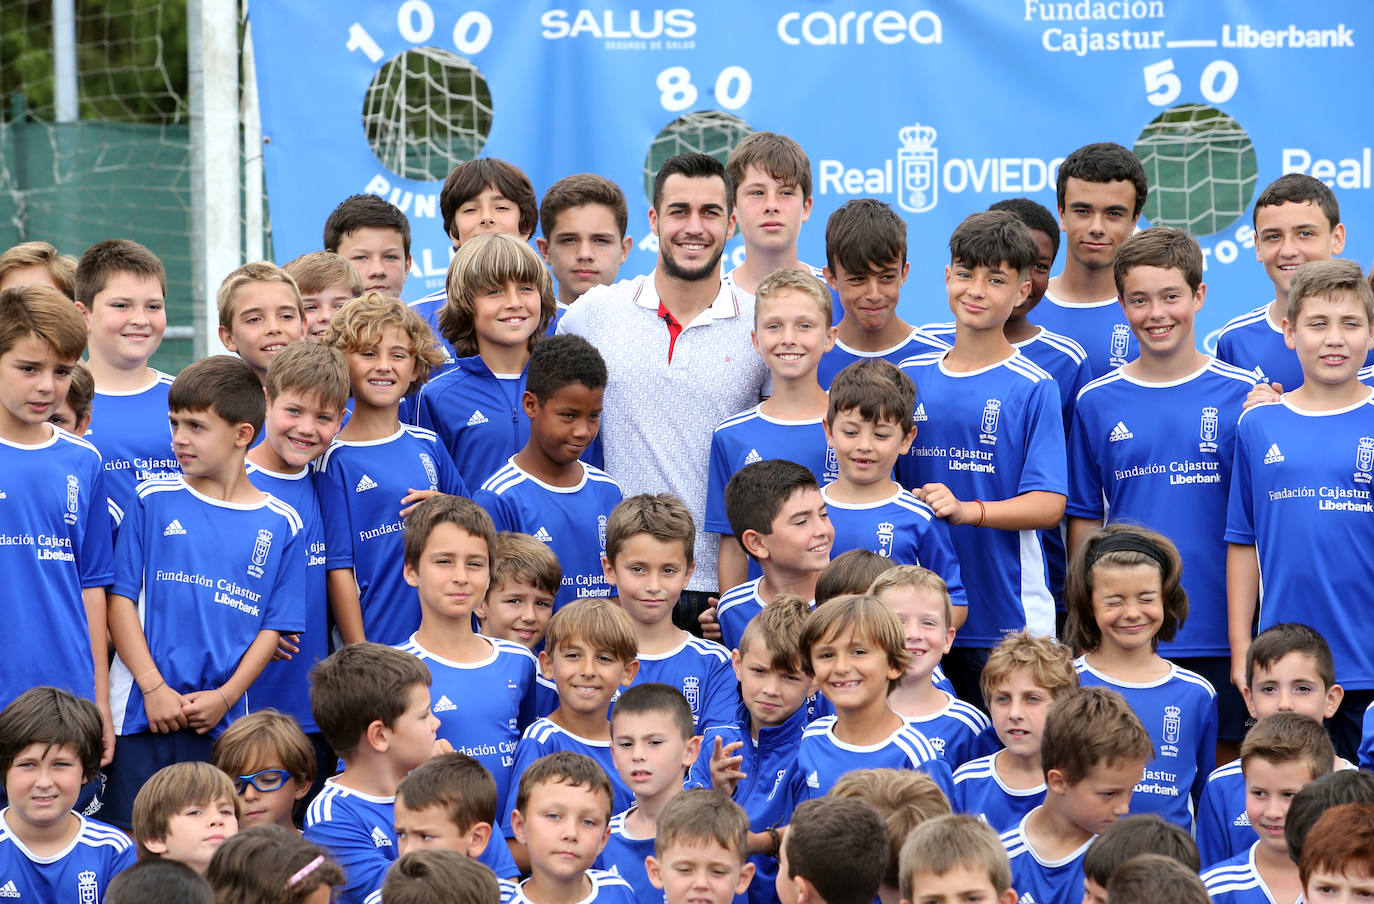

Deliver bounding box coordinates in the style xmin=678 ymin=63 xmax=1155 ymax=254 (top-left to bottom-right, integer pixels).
xmin=652 ymin=153 xmax=732 ymax=216
xmin=1083 ymin=814 xmax=1200 ymax=886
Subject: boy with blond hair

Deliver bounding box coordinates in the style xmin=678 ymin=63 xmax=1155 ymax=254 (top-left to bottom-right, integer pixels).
xmin=831 ymin=769 xmax=951 ymax=904
xmin=0 ymin=240 xmax=76 ymax=295
xmin=283 ymin=250 xmax=364 ymax=341
xmin=646 ymin=789 xmax=755 ymax=904
xmin=216 ymin=261 xmax=305 ymax=383
xmin=899 ymin=814 xmax=1016 ymax=904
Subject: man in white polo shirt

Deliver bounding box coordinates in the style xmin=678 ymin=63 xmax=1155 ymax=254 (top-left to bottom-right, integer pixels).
xmin=559 ymin=152 xmax=766 ymax=630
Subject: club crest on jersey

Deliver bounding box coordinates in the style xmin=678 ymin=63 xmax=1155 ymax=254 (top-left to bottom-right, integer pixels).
xmin=1199 ymin=407 xmax=1219 ymax=453
xmin=1357 ymin=437 xmax=1374 ymax=484
xmin=419 ymin=452 xmax=439 ymax=490
xmin=896 ymin=124 xmax=938 ymax=214
xmin=682 ymin=676 xmax=700 ymax=715
xmin=1163 ymin=705 xmax=1181 ymax=745
xmin=876 ymin=521 xmax=895 ymax=558
xmin=248 ymin=529 xmax=273 ymax=578
xmin=77 ymin=870 xmax=97 ymax=904
xmin=598 ymin=514 xmax=608 ymax=552
xmin=824 ymin=446 xmax=839 ymax=482
xmin=1109 ymin=323 xmax=1131 ymax=366
xmin=979 ymin=399 xmax=1001 ymax=446
xmin=64 ymin=474 xmax=80 ymax=524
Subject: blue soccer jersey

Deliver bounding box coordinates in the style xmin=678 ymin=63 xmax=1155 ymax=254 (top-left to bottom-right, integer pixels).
xmin=907 ymin=691 xmax=998 ymax=769
xmin=415 ymin=357 xmax=528 ymax=489
xmin=795 ymin=715 xmax=954 ymax=800
xmin=896 ymin=351 xmax=1066 ymax=647
xmin=1000 ymin=812 xmax=1092 ymax=904
xmin=1074 ymin=658 xmax=1217 ymax=829
xmin=108 ymin=477 xmax=306 ymax=735
xmin=396 ymin=635 xmax=538 ymax=808
xmin=0 ymin=428 xmax=114 ymax=708
xmin=473 ymin=459 xmax=622 ymax=608
xmin=1215 ymin=302 xmax=1374 ymax=389
xmin=87 ymin=372 xmax=179 ymax=531
xmin=244 ymin=462 xmax=329 ymax=732
xmin=623 ymin=634 xmax=735 ymax=732
xmin=716 ymin=578 xmax=768 ymax=655
xmin=316 ymin=425 xmax=467 ymax=646
xmin=504 ymin=871 xmax=636 ymax=904
xmin=596 ymin=811 xmax=657 ymax=904
xmin=1195 ymin=759 xmax=1252 ymax=869
xmin=305 ymin=781 xmax=399 ymax=904
xmin=1033 ymin=291 xmax=1137 ymax=379
xmin=706 ymin=405 xmax=836 ymax=535
xmin=816 ymin=328 xmax=950 ymax=389
xmin=1225 ymin=393 xmax=1374 ymax=688
xmin=502 ymin=719 xmax=630 ymax=838
xmin=951 ymin=752 xmax=1046 ymax=834
xmin=1202 ymin=843 xmax=1283 ymax=904
xmin=821 ymin=485 xmax=967 ymax=607
xmin=0 ymin=812 xmax=134 ymax=902
xmin=1067 ymin=359 xmax=1257 ymax=656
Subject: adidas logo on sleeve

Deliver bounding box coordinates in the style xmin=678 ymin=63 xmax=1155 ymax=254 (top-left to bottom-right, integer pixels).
xmin=1263 ymin=443 xmax=1284 ymax=464
xmin=370 ymin=826 xmax=392 ymax=847
xmin=914 ymin=402 xmax=928 ymax=422
xmin=744 ymin=449 xmax=762 ymax=464
xmin=0 ymin=880 xmax=19 ymax=898
xmin=467 ymin=410 xmax=489 ymax=426
xmin=1109 ymin=421 xmax=1133 ymax=442
xmin=434 ymin=695 xmax=457 ymax=712
xmin=533 ymin=527 xmax=553 ymax=543
xmin=163 ymin=518 xmax=186 ymax=536
xmin=355 ymin=474 xmax=379 ymax=492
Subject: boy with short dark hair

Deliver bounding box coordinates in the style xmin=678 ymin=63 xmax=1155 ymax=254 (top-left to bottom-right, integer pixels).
xmin=323 ymin=193 xmax=412 ymax=297
xmin=1217 ymin=174 xmax=1363 ymax=389
xmin=723 ymin=131 xmax=820 ymax=297
xmin=304 ymin=642 xmax=446 ymax=904
xmin=1285 ymin=771 xmax=1374 ymax=866
xmin=477 ymin=531 xmax=561 ymax=650
xmin=1067 ymin=227 xmax=1257 ymax=743
xmin=1082 ymin=814 xmax=1201 ymax=904
xmin=537 ymin=173 xmax=633 ymax=309
xmin=603 ymin=494 xmax=735 ymax=732
xmin=898 ymin=814 xmax=1015 ymax=904
xmin=999 ymin=688 xmax=1153 ymax=904
xmin=215 ymin=261 xmax=305 ymax=383
xmin=778 ymin=796 xmax=889 ymax=904
xmin=897 ymin=210 xmax=1066 ymax=703
xmin=318 ymin=292 xmax=462 ymax=646
xmin=0 ymin=687 xmax=135 ymax=899
xmin=646 ymin=788 xmax=755 ymax=904
xmin=105 ymin=355 xmax=306 ymax=830
xmin=74 ymin=239 xmax=179 ymax=527
xmin=831 ymin=768 xmax=952 ymax=904
xmin=131 ymin=762 xmax=238 ymax=873
xmin=1201 ymin=713 xmax=1334 ymax=904
xmin=1038 ymin=142 xmax=1149 ymax=378
xmin=1110 ymin=854 xmax=1210 ymax=904
xmin=816 ymin=199 xmax=948 ymax=389
xmin=709 ymin=267 xmax=838 ymax=591
xmin=395 ymin=752 xmax=501 ymax=861
xmin=1227 ymin=259 xmax=1374 ymax=761
xmin=473 ymin=333 xmax=622 ymax=608
xmin=509 ymin=752 xmax=636 ymax=904
xmin=716 ymin=459 xmax=835 ymax=653
xmin=598 ymin=683 xmax=701 ymax=901
xmin=0 ymin=287 xmax=113 ymax=748
xmin=383 ymin=849 xmax=502 ymax=904
xmin=283 ymin=250 xmax=364 ymax=342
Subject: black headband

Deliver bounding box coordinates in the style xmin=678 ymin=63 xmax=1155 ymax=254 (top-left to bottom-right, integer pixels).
xmin=1085 ymin=532 xmax=1170 ymax=576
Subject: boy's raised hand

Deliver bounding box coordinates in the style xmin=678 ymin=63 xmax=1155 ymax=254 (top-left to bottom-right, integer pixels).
xmin=709 ymin=736 xmax=746 ymax=795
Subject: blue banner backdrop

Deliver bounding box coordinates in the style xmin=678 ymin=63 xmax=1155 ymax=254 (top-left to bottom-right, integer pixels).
xmin=249 ymin=0 xmax=1371 ymax=349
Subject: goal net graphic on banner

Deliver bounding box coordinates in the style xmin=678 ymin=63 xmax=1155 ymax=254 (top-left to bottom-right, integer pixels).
xmin=1134 ymin=103 xmax=1260 ymax=236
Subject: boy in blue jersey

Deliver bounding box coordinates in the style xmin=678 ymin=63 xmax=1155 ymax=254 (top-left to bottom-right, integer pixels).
xmin=304 ymin=643 xmax=447 ymax=904
xmin=318 ymin=292 xmax=460 ymax=646
xmin=502 ymin=599 xmax=639 ymax=871
xmin=816 ymin=199 xmax=948 ymax=389
xmin=722 ymin=131 xmax=819 ymax=298
xmin=871 ymin=566 xmax=994 ymax=768
xmin=604 ymin=494 xmax=735 ymax=731
xmin=324 ymin=193 xmax=412 ymax=299
xmin=74 ymin=240 xmax=180 ymax=531
xmin=244 ymin=341 xmax=348 ymax=783
xmin=396 ymin=494 xmax=538 ymax=826
xmin=1081 ymin=815 xmax=1201 ymax=904
xmin=1195 ymin=624 xmax=1348 ymax=867
xmin=537 ymin=174 xmax=632 ymax=313
xmin=1201 ymin=713 xmax=1333 ymax=904
xmin=646 ymin=789 xmax=756 ymax=904
xmin=418 ymin=234 xmax=560 ymax=489
xmin=896 ymin=210 xmax=1066 ymax=704
xmin=104 ymin=355 xmax=307 ymax=831
xmin=711 ymin=267 xmax=837 ymax=592
xmin=215 ymin=261 xmax=305 ymax=385
xmin=819 ymin=362 xmax=966 ymax=618
xmin=999 ymin=688 xmax=1152 ymax=904
xmin=473 ymin=332 xmax=620 ymax=608
xmin=210 ymin=711 xmax=315 ymax=831
xmin=1217 ymin=175 xmax=1360 ymax=389
xmin=284 ymin=251 xmax=364 ymax=342
xmin=599 ymin=684 xmax=700 ymax=902
xmin=477 ymin=531 xmax=560 ymax=651
xmin=510 ymin=752 xmax=636 ymax=904
xmin=692 ymin=595 xmax=813 ymax=904
xmin=130 ymin=762 xmax=238 ymax=874
xmin=716 ymin=459 xmax=834 ymax=654
xmin=1038 ymin=142 xmax=1148 ymax=378
xmin=0 ymin=688 xmax=134 ymax=900
xmin=777 ymin=797 xmax=888 ymax=904
xmin=0 ymin=287 xmax=114 ymax=756
xmin=1226 ymin=258 xmax=1374 ymax=762
xmin=899 ymin=815 xmax=1017 ymax=904
xmin=952 ymin=631 xmax=1079 ymax=834
xmin=1066 ymin=226 xmax=1257 ymax=749
xmin=795 ymin=594 xmax=953 ymax=799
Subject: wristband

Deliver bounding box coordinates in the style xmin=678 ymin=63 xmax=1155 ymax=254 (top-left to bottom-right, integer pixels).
xmin=974 ymin=499 xmax=986 ymax=527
